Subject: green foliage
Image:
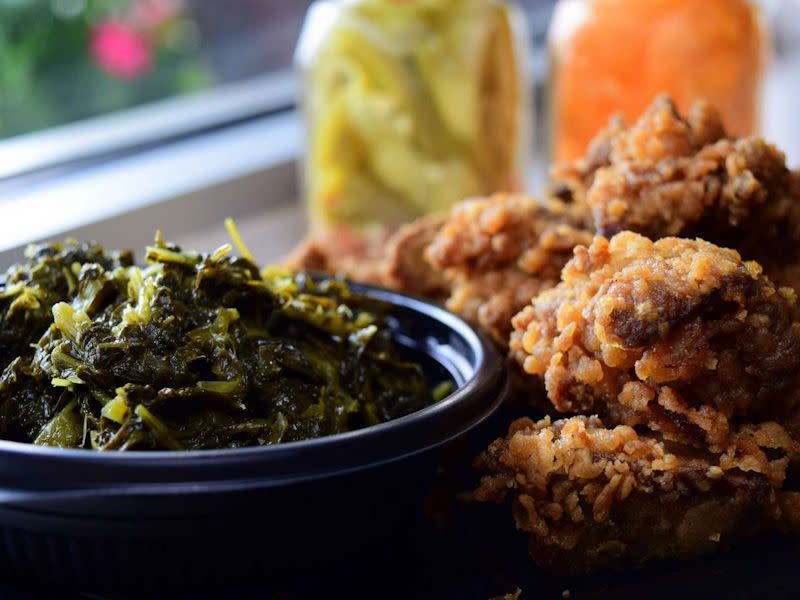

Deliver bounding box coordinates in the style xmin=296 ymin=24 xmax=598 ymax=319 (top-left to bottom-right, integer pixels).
xmin=0 ymin=0 xmax=212 ymax=138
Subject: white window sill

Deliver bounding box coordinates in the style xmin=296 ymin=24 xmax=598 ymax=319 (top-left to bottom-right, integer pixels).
xmin=0 ymin=110 xmax=304 ymax=266
xmin=0 ymin=71 xmax=296 ymax=181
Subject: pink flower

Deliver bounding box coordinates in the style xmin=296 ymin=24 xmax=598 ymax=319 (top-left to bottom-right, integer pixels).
xmin=90 ymin=20 xmax=153 ymax=80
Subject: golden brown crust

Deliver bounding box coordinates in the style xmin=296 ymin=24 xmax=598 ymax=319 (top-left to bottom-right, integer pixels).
xmin=285 ymin=220 xmax=447 ymax=295
xmin=551 ymin=96 xmax=800 ymax=291
xmin=283 ymin=234 xmax=387 ymax=286
xmin=424 ymin=193 xmax=593 ymax=344
xmin=445 ymin=269 xmax=555 ymax=345
xmin=382 ymin=215 xmax=450 ymax=299
xmin=286 ymin=194 xmax=594 ymax=347
xmin=466 ymin=97 xmax=800 ymax=574
xmin=475 ymin=414 xmax=792 ymax=573
xmin=510 ymin=232 xmax=800 ymax=450
xmin=590 ymin=136 xmax=795 ymax=243
xmin=426 ymin=193 xmax=592 ymax=279
xmin=549 ymin=114 xmax=624 ymax=207
xmin=551 ymin=95 xmax=726 ymax=210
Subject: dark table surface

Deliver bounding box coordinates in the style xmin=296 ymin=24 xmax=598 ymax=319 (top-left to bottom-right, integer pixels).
xmin=3 ymin=512 xmax=796 ymax=600
xmin=1 ymin=404 xmax=797 ymax=600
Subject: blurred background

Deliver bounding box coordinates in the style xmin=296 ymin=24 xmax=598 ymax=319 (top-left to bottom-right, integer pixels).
xmin=0 ymin=0 xmax=798 ymax=263
xmin=1 ymin=0 xmax=307 ymax=137
xmin=0 ymin=0 xmax=552 ymax=138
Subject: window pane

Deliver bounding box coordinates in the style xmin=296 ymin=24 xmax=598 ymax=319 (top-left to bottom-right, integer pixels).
xmin=0 ymin=0 xmax=556 ymax=143
xmin=0 ymin=0 xmax=313 ymax=139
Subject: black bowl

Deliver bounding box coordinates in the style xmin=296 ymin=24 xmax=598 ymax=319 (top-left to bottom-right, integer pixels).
xmin=0 ymin=282 xmax=507 ymax=591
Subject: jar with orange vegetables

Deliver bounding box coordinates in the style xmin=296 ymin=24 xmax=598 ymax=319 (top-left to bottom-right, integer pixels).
xmin=547 ymin=0 xmax=770 ymax=163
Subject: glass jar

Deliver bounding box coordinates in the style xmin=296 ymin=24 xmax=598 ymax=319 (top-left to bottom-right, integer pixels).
xmin=547 ymin=0 xmax=769 ymax=163
xmin=295 ymin=0 xmax=530 ymax=248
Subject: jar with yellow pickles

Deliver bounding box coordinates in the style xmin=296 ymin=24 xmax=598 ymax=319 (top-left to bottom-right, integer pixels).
xmin=295 ymin=0 xmax=530 ymax=248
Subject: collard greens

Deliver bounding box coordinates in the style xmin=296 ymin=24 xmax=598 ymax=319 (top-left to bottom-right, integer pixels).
xmin=0 ymin=230 xmax=444 ymax=450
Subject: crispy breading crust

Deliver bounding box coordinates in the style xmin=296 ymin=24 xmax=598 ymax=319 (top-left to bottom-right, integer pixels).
xmin=549 ymin=114 xmax=624 ymax=207
xmin=510 ymin=232 xmax=800 ymax=450
xmin=424 ymin=193 xmax=593 ymax=343
xmin=426 ymin=194 xmax=591 ymax=278
xmin=382 ymin=215 xmax=450 ymax=299
xmin=284 ymin=95 xmax=800 ymax=572
xmin=551 ymin=96 xmax=800 ymax=291
xmin=475 ymin=415 xmax=793 ymax=573
xmin=284 ymin=235 xmax=387 ymax=287
xmin=551 ymin=95 xmax=729 ymax=209
xmin=285 ymin=218 xmax=449 ymax=300
xmin=445 ymin=269 xmax=555 ymax=345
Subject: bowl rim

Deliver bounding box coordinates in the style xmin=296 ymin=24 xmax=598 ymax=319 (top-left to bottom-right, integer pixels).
xmin=0 ymin=280 xmax=504 ymax=475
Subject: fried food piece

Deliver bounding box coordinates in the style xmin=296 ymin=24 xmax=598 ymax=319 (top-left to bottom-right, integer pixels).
xmin=284 ymin=232 xmax=388 ymax=287
xmin=382 ymin=215 xmax=450 ymax=299
xmin=551 ymin=95 xmax=729 ymax=211
xmin=286 ymin=217 xmax=449 ymax=300
xmin=551 ymin=96 xmax=800 ymax=289
xmin=445 ymin=269 xmax=554 ymax=345
xmin=426 ymin=194 xmax=591 ymax=278
xmin=283 ymin=237 xmax=332 ymax=274
xmin=510 ymin=232 xmax=800 ymax=450
xmin=426 ymin=193 xmax=593 ymax=343
xmin=287 ymin=194 xmax=594 ymax=344
xmin=475 ymin=415 xmax=795 ymax=574
xmin=548 ymin=114 xmax=625 ymax=207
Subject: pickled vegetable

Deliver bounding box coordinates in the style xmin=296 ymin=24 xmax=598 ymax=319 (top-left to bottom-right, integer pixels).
xmin=549 ymin=0 xmax=767 ymax=162
xmin=0 ymin=231 xmax=446 ymax=450
xmin=297 ymin=0 xmax=527 ymax=232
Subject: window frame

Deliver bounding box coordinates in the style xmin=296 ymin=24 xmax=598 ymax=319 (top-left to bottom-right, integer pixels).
xmin=0 ymin=70 xmax=296 ymax=182
xmin=0 ymin=108 xmax=302 ymax=264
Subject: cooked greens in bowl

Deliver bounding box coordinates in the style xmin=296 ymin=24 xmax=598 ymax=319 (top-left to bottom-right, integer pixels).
xmin=0 ymin=226 xmax=449 ymax=450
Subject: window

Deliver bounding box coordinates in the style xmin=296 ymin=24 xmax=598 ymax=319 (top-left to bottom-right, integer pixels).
xmin=0 ymin=0 xmax=557 ymax=182
xmin=0 ymin=0 xmax=313 ymax=140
